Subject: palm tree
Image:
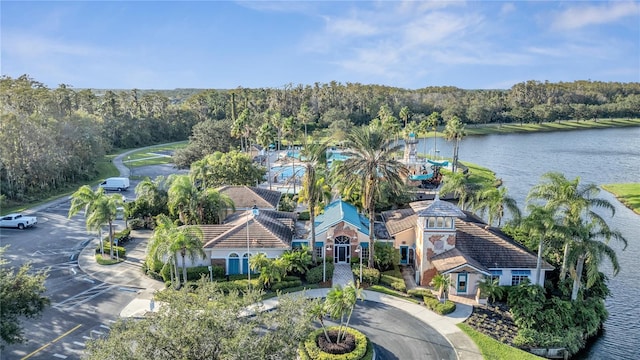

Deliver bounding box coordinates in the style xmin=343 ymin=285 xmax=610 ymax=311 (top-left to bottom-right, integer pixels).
xmin=147 ymin=214 xmax=180 ymax=287
xmin=167 ymin=175 xmax=199 ymax=225
xmin=443 ymin=116 xmax=466 ymax=173
xmin=568 ymin=220 xmax=627 ymax=301
xmin=257 ymin=122 xmax=277 ymax=190
xmin=519 ymin=205 xmax=564 ymax=285
xmin=527 ymin=172 xmax=617 ymax=281
xmin=399 ymin=106 xmax=410 ymax=128
xmin=333 ymin=126 xmax=409 ymax=267
xmin=69 ymin=185 xmax=107 ymax=255
xmin=297 ymin=142 xmax=331 ymax=263
xmin=439 ymin=171 xmax=475 ymax=211
xmin=472 ymin=185 xmax=521 ymax=227
xmin=324 ymin=282 xmax=364 ymax=344
xmin=87 ymin=194 xmax=123 ymax=259
xmin=430 ymin=273 xmax=451 ymax=302
xmin=171 ymin=226 xmax=206 ymax=286
xmin=477 ymin=277 xmax=504 ymax=304
xmin=421 ymin=111 xmax=441 ymax=159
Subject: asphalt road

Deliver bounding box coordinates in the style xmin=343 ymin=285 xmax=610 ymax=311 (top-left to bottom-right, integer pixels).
xmin=325 ymin=301 xmax=456 ymax=360
xmin=0 ymin=191 xmax=139 ymax=360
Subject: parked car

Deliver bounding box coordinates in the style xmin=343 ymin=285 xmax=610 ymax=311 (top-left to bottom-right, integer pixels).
xmin=99 ymin=177 xmax=130 ymax=191
xmin=0 ymin=213 xmax=38 ymax=229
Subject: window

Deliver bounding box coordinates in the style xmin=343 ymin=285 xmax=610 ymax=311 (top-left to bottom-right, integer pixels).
xmin=444 ymin=217 xmax=452 ymax=228
xmin=361 ymin=246 xmax=369 ymax=260
xmin=436 ymin=217 xmax=444 ymax=227
xmin=511 ymin=270 xmax=531 ymax=286
xmin=427 ymin=217 xmax=436 ymax=228
xmin=490 ymin=270 xmax=502 ymax=284
xmin=315 ymin=246 xmax=323 ymax=259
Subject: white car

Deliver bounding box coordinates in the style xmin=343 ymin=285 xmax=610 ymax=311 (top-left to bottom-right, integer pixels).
xmin=0 ymin=213 xmax=38 ymax=229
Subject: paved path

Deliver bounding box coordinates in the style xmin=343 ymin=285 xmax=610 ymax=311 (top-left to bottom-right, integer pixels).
xmin=332 ymin=263 xmax=355 ymax=287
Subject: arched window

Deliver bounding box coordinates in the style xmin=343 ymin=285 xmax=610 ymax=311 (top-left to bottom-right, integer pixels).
xmin=427 ymin=217 xmax=436 ymax=228
xmin=229 ymin=253 xmax=239 ymax=258
xmin=335 ymin=236 xmax=350 ymax=244
xmin=444 ymin=217 xmax=452 ymax=228
xmin=436 ymin=217 xmax=444 ymax=227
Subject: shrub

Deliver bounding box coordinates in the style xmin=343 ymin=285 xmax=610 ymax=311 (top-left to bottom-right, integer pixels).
xmin=215 ymin=279 xmax=261 ymax=293
xmin=306 ymin=263 xmax=334 ymax=284
xmin=297 ymin=210 xmax=310 ymax=221
xmin=271 ymin=279 xmax=303 ymax=291
xmin=97 ymin=243 xmax=126 ymax=258
xmin=359 ymin=267 xmax=380 ymax=285
xmin=373 ymin=243 xmax=399 ymax=271
xmin=382 ymin=266 xmax=402 ymax=279
xmin=380 ymin=274 xmax=406 ymax=292
xmin=186 ymin=265 xmax=225 ymax=281
xmin=301 ymin=326 xmax=370 ymax=360
xmin=128 ymin=218 xmax=145 ymax=230
xmin=423 ymin=296 xmax=456 ymax=315
xmin=408 ymin=288 xmax=435 ymax=299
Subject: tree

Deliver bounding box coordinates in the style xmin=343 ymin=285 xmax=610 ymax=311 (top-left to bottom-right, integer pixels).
xmin=568 ymin=220 xmax=627 ymax=301
xmin=519 ymin=205 xmax=563 ymax=285
xmin=190 ymin=151 xmax=265 ymax=189
xmin=256 ymin=121 xmax=277 ymax=190
xmin=476 ymin=277 xmax=504 ymax=304
xmin=420 ymin=111 xmax=441 ymax=158
xmin=430 ymin=273 xmax=451 ymax=301
xmin=399 ymin=106 xmax=411 ymax=127
xmin=0 ymin=247 xmax=49 ymax=348
xmin=147 ymin=214 xmax=180 ymax=287
xmin=443 ymin=116 xmax=466 ymax=173
xmin=323 ymin=283 xmax=364 ymax=344
xmin=172 ymin=226 xmax=206 ymax=286
xmin=527 ymin=172 xmax=617 ymax=281
xmin=439 ymin=171 xmax=476 ymax=211
xmin=472 ymin=185 xmax=521 ymax=227
xmin=84 ymin=280 xmax=316 ymax=360
xmin=333 ymin=126 xmax=408 ymax=267
xmin=297 ymin=142 xmax=330 ymax=263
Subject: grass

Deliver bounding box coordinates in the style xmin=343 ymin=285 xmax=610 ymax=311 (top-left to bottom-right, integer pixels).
xmin=601 ymin=183 xmax=640 ymax=214
xmin=367 ymin=285 xmax=421 ymax=304
xmin=463 ymin=118 xmax=640 ymax=136
xmin=457 ymin=323 xmax=544 ymax=360
xmin=122 ymin=141 xmax=188 ymax=168
xmin=95 ymin=254 xmax=123 ymax=265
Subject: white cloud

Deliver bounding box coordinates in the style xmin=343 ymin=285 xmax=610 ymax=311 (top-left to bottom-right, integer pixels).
xmin=500 ymin=3 xmax=516 ymax=16
xmin=2 ymin=31 xmax=116 ymax=58
xmin=324 ymin=17 xmax=378 ymax=37
xmin=551 ymin=1 xmax=640 ymax=30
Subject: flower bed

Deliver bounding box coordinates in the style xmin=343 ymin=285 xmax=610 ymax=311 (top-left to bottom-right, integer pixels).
xmin=299 ymin=326 xmax=373 ymax=360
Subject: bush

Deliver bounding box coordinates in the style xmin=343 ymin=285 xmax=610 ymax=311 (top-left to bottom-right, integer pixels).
xmin=128 ymin=218 xmax=145 ymax=230
xmin=306 ymin=263 xmax=334 ymax=284
xmin=215 ymin=279 xmax=261 ymax=293
xmin=382 ymin=266 xmax=402 ymax=279
xmin=423 ymin=296 xmax=456 ymax=315
xmin=186 ymin=265 xmax=225 ymax=281
xmin=359 ymin=267 xmax=380 ymax=285
xmin=297 ymin=210 xmax=310 ymax=221
xmin=96 ymin=242 xmax=126 ymax=258
xmin=380 ymin=274 xmax=406 ymax=292
xmin=271 ymin=279 xmax=303 ymax=291
xmin=301 ymin=326 xmax=370 ymax=360
xmin=408 ymin=288 xmax=435 ymax=299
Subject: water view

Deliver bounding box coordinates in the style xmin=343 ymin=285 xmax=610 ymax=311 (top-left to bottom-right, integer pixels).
xmin=418 ymin=127 xmax=640 ymax=359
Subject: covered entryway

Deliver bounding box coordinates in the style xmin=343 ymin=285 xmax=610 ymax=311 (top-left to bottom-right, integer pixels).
xmin=400 ymin=246 xmax=409 ymax=264
xmin=333 ymin=236 xmax=351 ymax=264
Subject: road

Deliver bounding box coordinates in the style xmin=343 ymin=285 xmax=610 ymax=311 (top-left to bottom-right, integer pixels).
xmin=0 ymin=188 xmax=140 ymax=360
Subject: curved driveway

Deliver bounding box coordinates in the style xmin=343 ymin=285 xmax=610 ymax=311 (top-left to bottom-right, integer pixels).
xmin=334 ymin=301 xmax=456 ymax=360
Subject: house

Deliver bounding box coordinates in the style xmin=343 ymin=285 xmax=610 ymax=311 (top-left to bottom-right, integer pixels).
xmin=382 ymin=195 xmax=553 ymax=298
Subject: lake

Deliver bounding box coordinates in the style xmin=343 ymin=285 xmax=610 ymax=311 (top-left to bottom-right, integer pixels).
xmin=417 ymin=126 xmax=640 ymax=360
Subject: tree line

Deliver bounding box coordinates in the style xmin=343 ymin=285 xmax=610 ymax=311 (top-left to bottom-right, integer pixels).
xmin=2 ymin=74 xmax=639 ymax=204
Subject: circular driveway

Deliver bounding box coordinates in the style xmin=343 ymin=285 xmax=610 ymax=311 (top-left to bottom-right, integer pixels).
xmin=325 ymin=301 xmax=456 ymax=360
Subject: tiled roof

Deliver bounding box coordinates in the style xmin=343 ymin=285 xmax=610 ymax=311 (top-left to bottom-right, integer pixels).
xmin=217 ymin=186 xmax=282 ymax=209
xmin=454 ymin=220 xmax=554 ymax=270
xmin=201 ymin=209 xmax=294 ymax=249
xmin=381 ymin=208 xmax=417 ymax=236
xmin=417 ymin=196 xmax=466 ymax=218
xmin=313 ymin=200 xmax=369 ymax=237
xmin=431 ymin=248 xmax=490 ymax=274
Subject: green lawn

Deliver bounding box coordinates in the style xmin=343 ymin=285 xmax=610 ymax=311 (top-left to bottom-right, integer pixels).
xmin=464 ymin=118 xmax=640 ymax=136
xmin=457 ymin=323 xmax=544 ymax=360
xmin=122 ymin=141 xmax=188 ymax=168
xmin=601 ymin=183 xmax=640 ymax=214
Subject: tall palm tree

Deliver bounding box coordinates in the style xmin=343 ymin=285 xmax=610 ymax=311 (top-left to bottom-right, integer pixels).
xmin=324 ymin=282 xmax=364 ymax=344
xmin=333 ymin=126 xmax=408 ymax=267
xmin=520 ymin=205 xmax=564 ymax=285
xmin=69 ymin=185 xmax=107 ymax=254
xmin=257 ymin=122 xmax=277 ymax=190
xmin=147 ymin=214 xmax=180 ymax=287
xmin=430 ymin=273 xmax=451 ymax=301
xmin=297 ymin=142 xmax=331 ymax=263
xmin=568 ymin=220 xmax=627 ymax=300
xmin=443 ymin=116 xmax=466 ymax=173
xmin=87 ymin=195 xmax=123 ymax=259
xmin=439 ymin=171 xmax=475 ymax=210
xmin=171 ymin=226 xmax=205 ymax=286
xmin=167 ymin=175 xmax=199 ymax=225
xmin=472 ymin=185 xmax=521 ymax=227
xmin=527 ymin=172 xmax=617 ymax=281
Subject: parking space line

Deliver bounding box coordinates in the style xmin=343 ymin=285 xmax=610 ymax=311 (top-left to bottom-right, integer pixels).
xmin=21 ymin=324 xmax=81 ymax=359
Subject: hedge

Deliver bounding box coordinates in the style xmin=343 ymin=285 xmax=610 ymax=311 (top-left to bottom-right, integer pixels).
xmin=408 ymin=288 xmax=435 ymax=299
xmin=96 ymin=243 xmax=126 ymax=258
xmin=351 ymin=267 xmax=380 ymax=285
xmin=306 ymin=263 xmax=334 ymax=284
xmin=380 ymin=274 xmax=406 ymax=292
xmin=423 ymin=296 xmax=456 ymax=315
xmin=300 ymin=326 xmax=371 ymax=360
xmin=271 ymin=279 xmax=303 ymax=291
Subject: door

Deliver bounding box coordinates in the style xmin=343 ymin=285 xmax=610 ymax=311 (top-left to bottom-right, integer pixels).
xmin=336 ymin=245 xmax=348 ymax=263
xmin=228 ymin=257 xmax=240 ymax=275
xmin=457 ymin=273 xmax=468 ymax=293
xmin=400 ymin=246 xmax=409 ymax=264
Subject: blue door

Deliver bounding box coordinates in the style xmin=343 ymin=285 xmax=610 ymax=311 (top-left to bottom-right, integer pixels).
xmin=400 ymin=246 xmax=409 ymax=264
xmin=457 ymin=273 xmax=468 ymax=293
xmin=242 ymin=256 xmax=250 ymax=274
xmin=228 ymin=258 xmax=240 ymax=275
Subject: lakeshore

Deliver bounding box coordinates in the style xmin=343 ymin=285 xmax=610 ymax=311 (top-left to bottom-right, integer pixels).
xmin=601 ymin=183 xmax=640 ymax=215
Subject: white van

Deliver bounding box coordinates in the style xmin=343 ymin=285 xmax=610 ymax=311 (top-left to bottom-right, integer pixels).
xmin=99 ymin=177 xmax=130 ymax=191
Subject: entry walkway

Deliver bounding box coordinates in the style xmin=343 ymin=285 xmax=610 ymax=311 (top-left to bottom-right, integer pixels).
xmin=332 ymin=263 xmax=354 ymax=287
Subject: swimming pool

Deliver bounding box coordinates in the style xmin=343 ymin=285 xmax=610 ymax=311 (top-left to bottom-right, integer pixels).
xmin=270 ymin=165 xmax=306 ymax=182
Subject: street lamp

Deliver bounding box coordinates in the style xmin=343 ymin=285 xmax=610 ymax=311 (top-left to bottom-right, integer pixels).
xmin=323 ymin=243 xmax=332 ymax=283
xmin=208 ymin=265 xmax=213 ymax=282
xmin=354 ymin=245 xmax=363 ymax=284
xmin=247 ymin=204 xmax=259 ymax=287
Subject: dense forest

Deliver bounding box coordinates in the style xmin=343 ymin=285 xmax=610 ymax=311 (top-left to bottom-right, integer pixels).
xmin=1 ymin=74 xmax=639 ymax=204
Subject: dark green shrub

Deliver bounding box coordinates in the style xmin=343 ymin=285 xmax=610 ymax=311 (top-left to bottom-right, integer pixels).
xmin=297 ymin=210 xmax=310 ymax=221
xmin=97 ymin=243 xmax=126 ymax=258
xmin=306 ymin=263 xmax=334 ymax=284
xmin=380 ymin=274 xmax=406 ymax=292
xmin=408 ymin=288 xmax=434 ymax=299
xmin=360 ymin=267 xmax=380 ymax=285
xmin=423 ymin=296 xmax=456 ymax=315
xmin=215 ymin=279 xmax=261 ymax=293
xmin=271 ymin=279 xmax=302 ymax=291
xmin=301 ymin=326 xmax=369 ymax=360
xmin=374 ymin=242 xmax=398 ymax=271
xmin=382 ymin=265 xmax=402 ymax=279
xmin=128 ymin=218 xmax=145 ymax=230
xmin=186 ymin=265 xmax=225 ymax=281
xmin=284 ymin=275 xmax=301 ymax=282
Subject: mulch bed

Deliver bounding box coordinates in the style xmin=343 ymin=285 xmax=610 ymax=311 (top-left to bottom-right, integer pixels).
xmin=317 ymin=329 xmax=356 ymax=354
xmin=463 ymin=302 xmax=519 ymax=346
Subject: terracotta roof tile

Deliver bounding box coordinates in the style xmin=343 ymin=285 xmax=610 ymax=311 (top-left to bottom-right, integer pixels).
xmin=381 ymin=208 xmax=417 ymax=236
xmin=217 ymin=186 xmax=282 ymax=209
xmin=201 ymin=209 xmax=294 ymax=249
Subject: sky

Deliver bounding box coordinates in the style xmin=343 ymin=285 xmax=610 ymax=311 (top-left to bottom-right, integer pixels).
xmin=1 ymin=1 xmax=639 ymax=90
